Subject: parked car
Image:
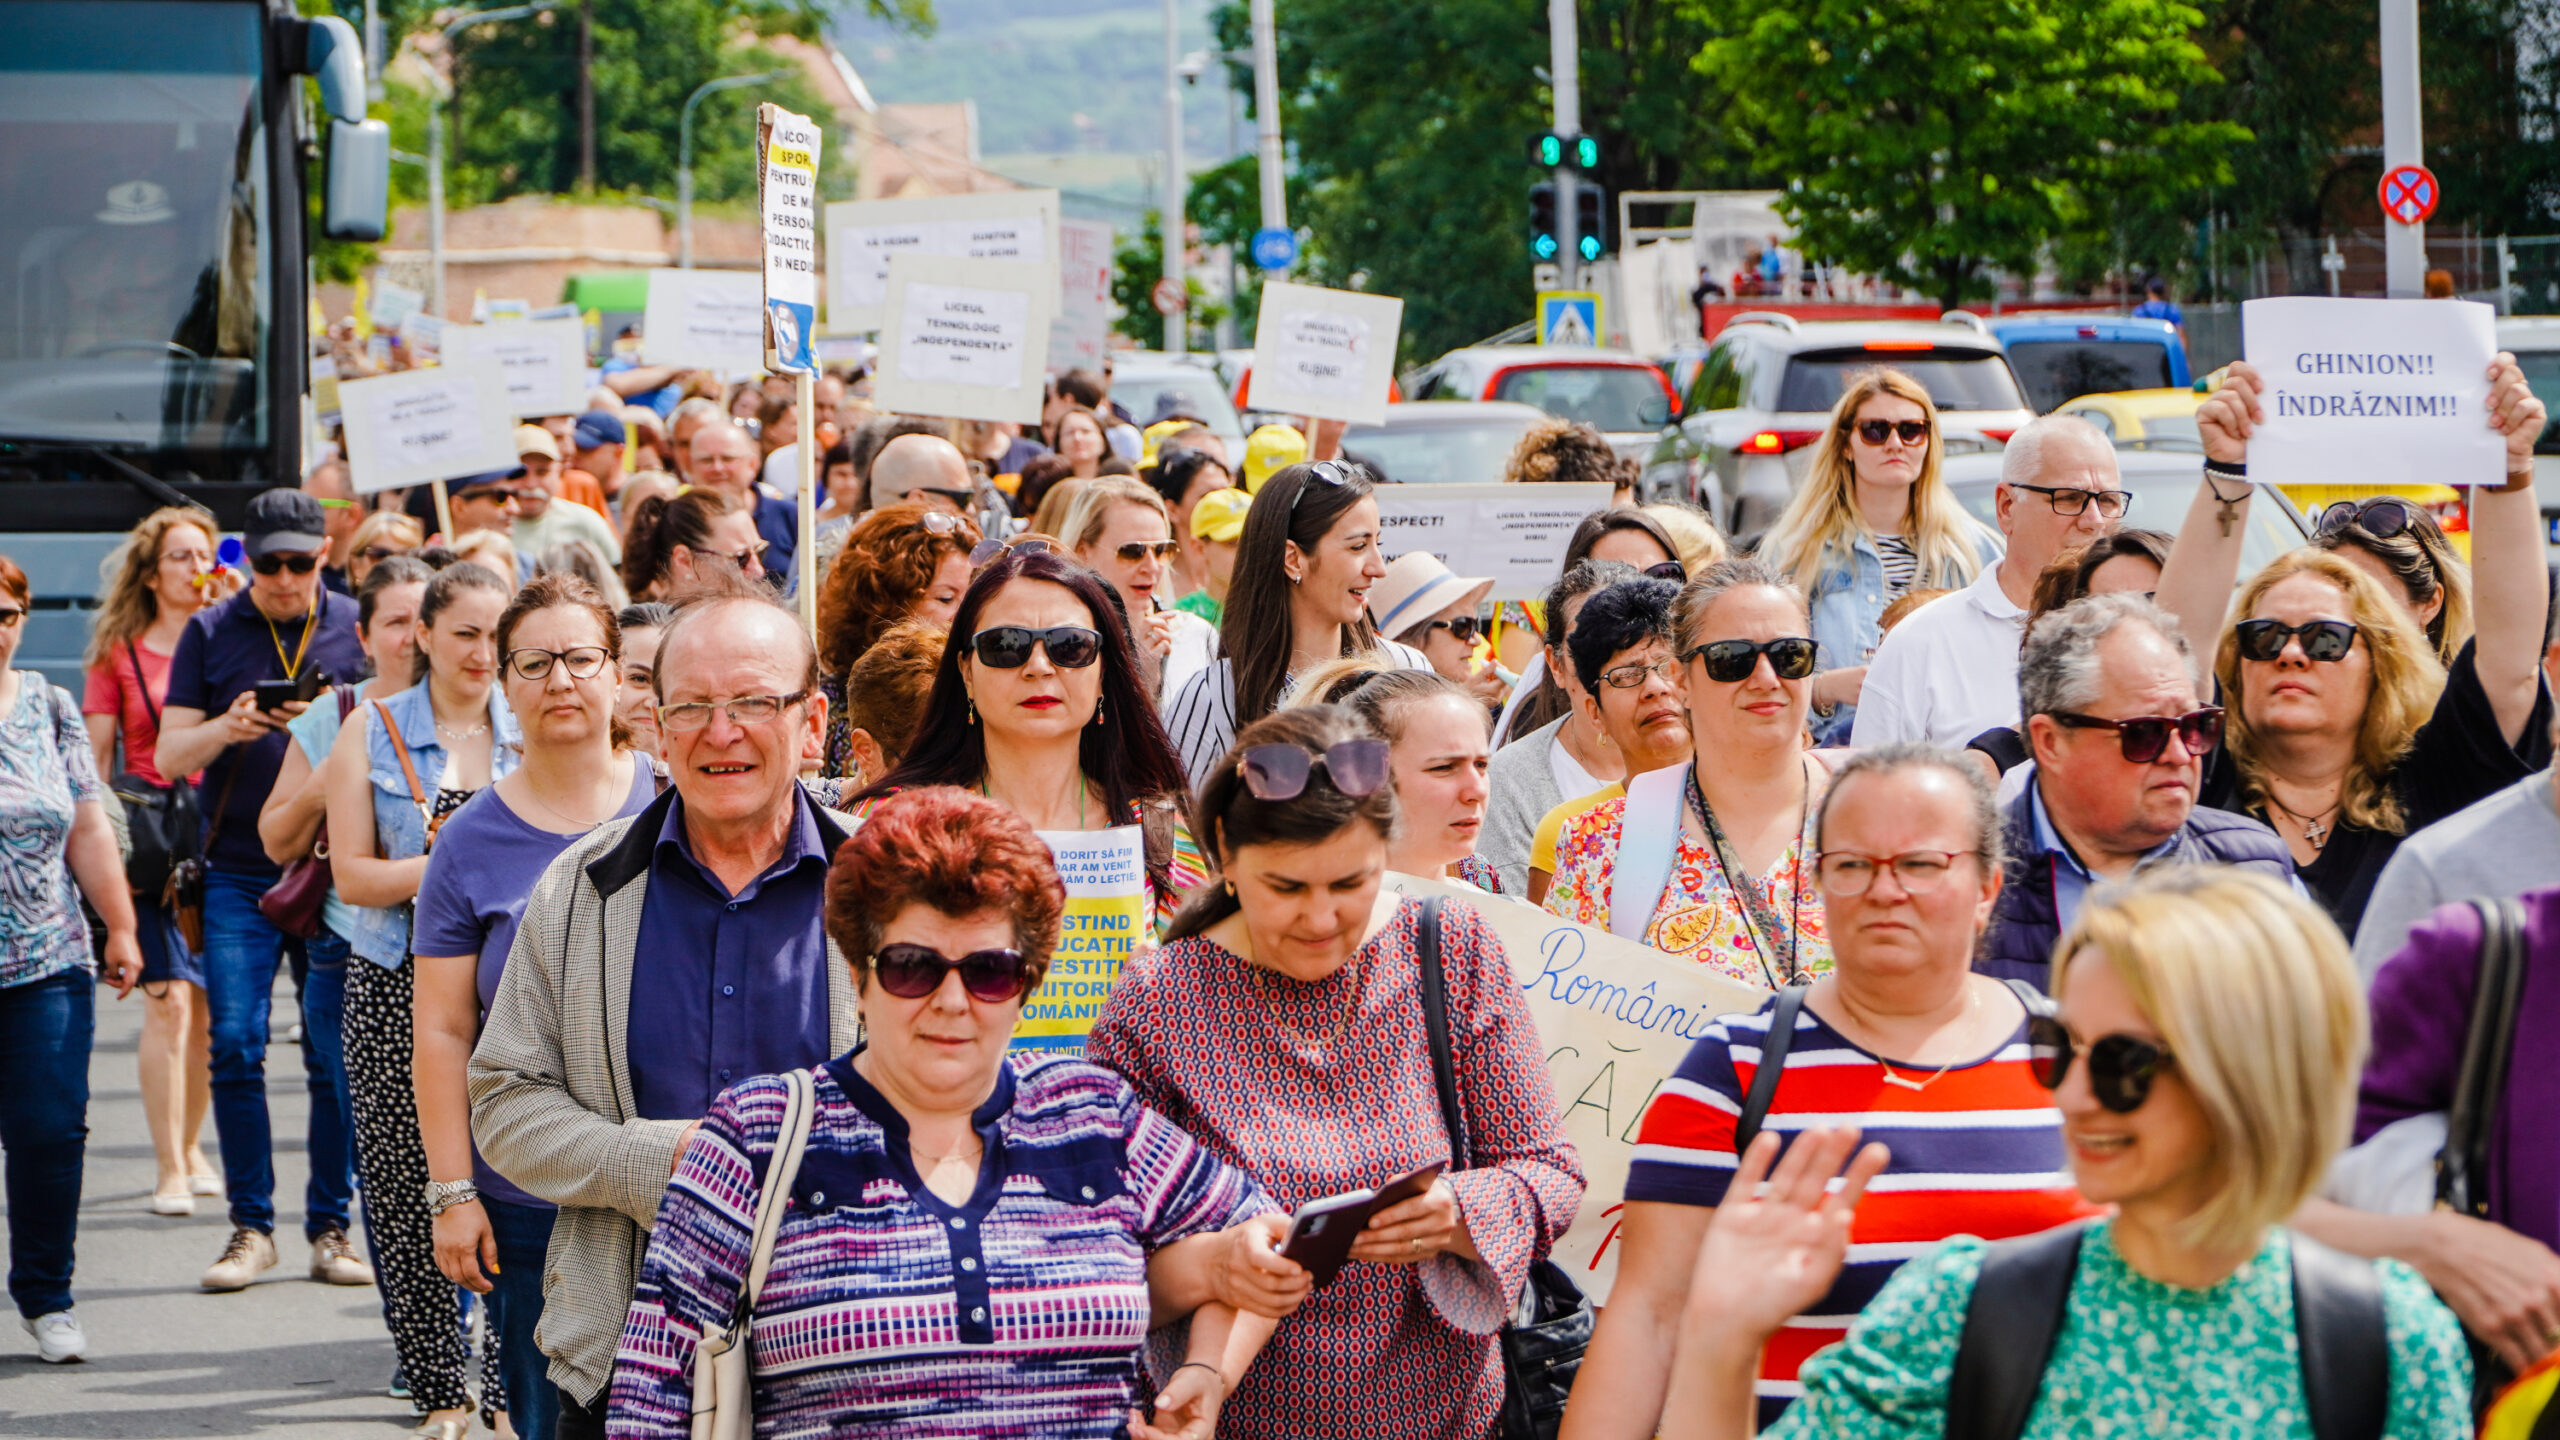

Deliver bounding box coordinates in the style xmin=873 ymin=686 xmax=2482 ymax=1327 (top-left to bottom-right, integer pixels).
xmin=1339 ymin=402 xmax=1551 ymax=486
xmin=1988 ymin=315 xmax=2191 ymax=413
xmin=2494 ymin=315 xmax=2560 ymax=560
xmin=1402 ymin=344 xmax=1675 ymax=464
xmin=1941 ymin=445 xmax=2312 ymax=584
xmin=1642 ymin=313 xmax=2034 ymax=537
xmin=1105 ymin=352 xmax=1249 ymax=451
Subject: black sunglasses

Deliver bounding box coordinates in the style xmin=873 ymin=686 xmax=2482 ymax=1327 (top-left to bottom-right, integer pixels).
xmin=1853 ymin=418 xmax=1930 ymax=445
xmin=1236 ymin=738 xmax=1391 ymax=801
xmin=2233 ymin=618 xmax=2359 ymax=663
xmin=1290 ymin=459 xmax=1358 ymax=516
xmin=1425 ymin=615 xmax=1482 ymax=644
xmin=1687 ymin=636 xmax=1819 ymax=683
xmin=2316 ymin=497 xmax=2419 ymax=540
xmin=2025 ymin=1013 xmax=2174 ymax=1114
xmin=2049 ymin=706 xmax=2224 ymax=764
xmin=2008 ymin=482 xmax=2131 ymax=519
xmin=870 ymin=943 xmax=1035 ymax=1003
xmin=1643 ymin=560 xmax=1688 ymax=582
xmin=251 ymin=553 xmax=321 ymax=576
xmin=969 ymin=625 xmax=1102 ymax=669
xmin=0 ymin=607 xmax=24 ymax=629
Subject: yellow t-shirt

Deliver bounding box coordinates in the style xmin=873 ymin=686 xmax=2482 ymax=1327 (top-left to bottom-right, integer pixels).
xmin=1530 ymin=782 xmax=1624 ymax=876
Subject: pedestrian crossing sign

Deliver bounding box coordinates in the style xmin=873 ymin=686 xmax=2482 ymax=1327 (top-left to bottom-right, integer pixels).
xmin=1538 ymin=291 xmax=1603 ymax=347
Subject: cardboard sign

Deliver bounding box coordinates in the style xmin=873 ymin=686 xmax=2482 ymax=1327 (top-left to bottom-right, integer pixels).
xmin=2242 ymin=297 xmax=2504 ymax=489
xmin=872 ymin=254 xmax=1056 ymax=424
xmin=824 ymin=190 xmax=1062 ymax=333
xmin=641 ymin=268 xmax=766 ymax=375
xmin=337 ymin=364 xmax=518 ymax=495
xmin=757 ymin=104 xmax=824 ymax=374
xmin=1369 ymin=483 xmax=1617 ymax=600
xmin=1382 ymin=871 xmax=1766 ymax=1306
xmin=441 ymin=317 xmax=588 ymax=418
xmin=1016 ymin=826 xmax=1151 ymax=1055
xmin=1251 ymin=281 xmax=1403 ymax=426
xmin=1049 ymin=217 xmax=1117 ymax=371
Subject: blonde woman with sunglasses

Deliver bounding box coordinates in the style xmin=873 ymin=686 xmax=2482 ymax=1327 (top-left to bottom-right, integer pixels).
xmin=1060 ymin=476 xmax=1217 ymax=698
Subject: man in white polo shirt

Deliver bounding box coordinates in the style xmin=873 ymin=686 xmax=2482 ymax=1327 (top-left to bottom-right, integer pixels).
xmin=1850 ymin=415 xmax=2123 ymax=748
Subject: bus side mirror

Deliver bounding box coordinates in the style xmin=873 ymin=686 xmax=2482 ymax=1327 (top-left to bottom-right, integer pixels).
xmin=324 ymin=119 xmax=390 ymax=242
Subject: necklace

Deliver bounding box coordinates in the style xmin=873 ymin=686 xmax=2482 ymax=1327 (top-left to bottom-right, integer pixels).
xmin=1870 ymin=986 xmax=1979 ymax=1093
xmin=1244 ymin=946 xmax=1365 ymax=1055
xmin=518 ymin=772 xmax=621 ymax=831
xmin=909 ymin=1135 xmax=984 ymax=1169
xmin=434 ymin=716 xmax=490 ymax=744
xmin=2263 ymin=791 xmax=2342 ymax=850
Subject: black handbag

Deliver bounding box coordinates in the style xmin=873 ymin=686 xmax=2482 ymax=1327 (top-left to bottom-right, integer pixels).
xmin=1413 ymin=896 xmax=1592 ymax=1440
xmin=112 ymin=642 xmax=200 ymax=901
xmin=2438 ymin=895 xmax=2530 ymax=1412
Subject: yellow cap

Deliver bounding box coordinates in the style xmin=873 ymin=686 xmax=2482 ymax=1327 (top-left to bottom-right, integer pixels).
xmin=1190 ymin=486 xmax=1252 ymax=542
xmin=1243 ymin=424 xmax=1308 ymax=493
xmin=1140 ymin=418 xmax=1192 ymax=469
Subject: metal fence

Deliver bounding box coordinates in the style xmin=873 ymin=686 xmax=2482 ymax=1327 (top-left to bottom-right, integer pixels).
xmin=2172 ymin=228 xmax=2560 ymax=373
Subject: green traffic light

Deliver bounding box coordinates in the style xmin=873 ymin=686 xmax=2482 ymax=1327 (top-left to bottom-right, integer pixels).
xmin=1534 ymin=234 xmax=1560 ymax=260
xmin=1538 ymin=135 xmax=1563 ymax=166
xmin=1579 ymin=234 xmax=1602 ymax=262
xmin=1576 ymin=136 xmax=1599 ymax=169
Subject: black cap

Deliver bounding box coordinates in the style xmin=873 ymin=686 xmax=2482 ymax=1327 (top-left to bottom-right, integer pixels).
xmin=448 ymin=469 xmax=520 ymax=497
xmin=243 ymin=489 xmax=326 ymax=556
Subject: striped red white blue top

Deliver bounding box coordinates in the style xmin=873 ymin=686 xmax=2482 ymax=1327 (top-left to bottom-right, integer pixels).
xmin=1623 ymin=992 xmax=2096 ymax=1429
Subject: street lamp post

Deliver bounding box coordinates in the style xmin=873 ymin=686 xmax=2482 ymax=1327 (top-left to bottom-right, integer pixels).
xmin=1161 ymin=0 xmax=1187 ymax=357
xmin=679 ymin=70 xmax=787 ymax=270
xmin=429 ymin=0 xmax=559 ymax=319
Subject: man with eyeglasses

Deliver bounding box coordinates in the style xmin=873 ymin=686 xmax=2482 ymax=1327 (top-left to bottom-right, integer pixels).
xmin=1852 ymin=414 xmax=2126 ymax=748
xmin=471 ymin=593 xmax=857 ymax=1440
xmin=156 ymin=488 xmax=369 ymax=1291
xmin=1978 ymin=592 xmax=2294 ymax=990
xmin=688 ymin=420 xmax=798 ymax=590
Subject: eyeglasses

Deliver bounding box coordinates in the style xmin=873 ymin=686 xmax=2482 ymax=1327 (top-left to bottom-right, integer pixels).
xmin=1853 ymin=418 xmax=1931 ymax=446
xmin=969 ymin=625 xmax=1102 ymax=669
xmin=2008 ymin=483 xmax=2131 ymax=519
xmin=1600 ymin=655 xmax=1682 ymax=690
xmin=655 ymin=689 xmax=809 ymax=732
xmin=870 ymin=942 xmax=1035 ymax=1003
xmin=1687 ymin=636 xmax=1818 ymax=683
xmin=2025 ymin=1014 xmax=2174 ymax=1114
xmin=915 ymin=511 xmax=963 ymax=537
xmin=723 ymin=543 xmax=769 ymax=572
xmin=0 ymin=607 xmax=24 ymax=629
xmin=360 ymin=545 xmax=412 ymax=562
xmin=1290 ymin=459 xmax=1357 ymax=516
xmin=505 ymin=646 xmax=613 ymax=682
xmin=2316 ymin=497 xmax=2419 ymax=540
xmin=2049 ymin=706 xmax=2224 ymax=763
xmin=1236 ymin=738 xmax=1391 ymax=801
xmin=2233 ymin=617 xmax=2359 ymax=664
xmin=250 ymin=553 xmax=322 ymax=576
xmin=1813 ymin=849 xmax=1977 ymax=896
xmin=1643 ymin=560 xmax=1688 ymax=582
xmin=970 ymin=535 xmax=1056 ymax=566
xmin=1425 ymin=615 xmax=1483 ymax=645
xmin=1115 ymin=539 xmax=1181 ymax=563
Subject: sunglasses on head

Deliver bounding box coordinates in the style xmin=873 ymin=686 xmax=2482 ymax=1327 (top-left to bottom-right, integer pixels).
xmin=870 ymin=942 xmax=1035 ymax=1003
xmin=2316 ymin=497 xmax=2419 ymax=540
xmin=2050 ymin=706 xmax=2223 ymax=763
xmin=2025 ymin=1013 xmax=2173 ymax=1114
xmin=1643 ymin=560 xmax=1687 ymax=582
xmin=1687 ymin=636 xmax=1819 ymax=683
xmin=360 ymin=544 xmax=411 ymax=562
xmin=1236 ymin=738 xmax=1391 ymax=801
xmin=2233 ymin=617 xmax=2359 ymax=663
xmin=1289 ymin=459 xmax=1358 ymax=516
xmin=915 ymin=511 xmax=962 ymax=537
xmin=251 ymin=553 xmax=321 ymax=576
xmin=969 ymin=625 xmax=1102 ymax=669
xmin=1115 ymin=539 xmax=1180 ymax=563
xmin=1853 ymin=418 xmax=1931 ymax=446
xmin=971 ymin=535 xmax=1056 ymax=566
xmin=1425 ymin=614 xmax=1482 ymax=644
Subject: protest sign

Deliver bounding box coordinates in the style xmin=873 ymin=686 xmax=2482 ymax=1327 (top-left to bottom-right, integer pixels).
xmin=1370 ymin=483 xmax=1616 ymax=600
xmin=825 ymin=190 xmax=1061 ymax=333
xmin=641 ymin=268 xmax=764 ymax=375
xmin=337 ymin=363 xmax=517 ymax=495
xmin=1014 ymin=826 xmax=1150 ymax=1055
xmin=441 ymin=316 xmax=588 ymax=418
xmin=1049 ymin=217 xmax=1116 ymax=371
xmin=368 ymin=278 xmax=424 ymax=331
xmin=2242 ymin=297 xmax=2503 ymax=489
xmin=1382 ymin=871 xmax=1765 ymax=1305
xmin=1250 ymin=281 xmax=1403 ymax=426
xmin=757 ymin=104 xmax=823 ymax=374
xmin=873 ymin=254 xmax=1056 ymax=424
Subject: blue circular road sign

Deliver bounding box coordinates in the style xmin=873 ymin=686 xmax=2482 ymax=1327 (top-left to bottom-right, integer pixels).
xmin=1251 ymin=226 xmax=1298 ymax=271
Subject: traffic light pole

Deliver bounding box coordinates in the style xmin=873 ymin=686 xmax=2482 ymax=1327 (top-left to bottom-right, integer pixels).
xmin=1250 ymin=0 xmax=1287 ymax=251
xmin=1549 ymin=0 xmax=1579 ymax=289
xmin=1161 ymin=0 xmax=1187 ymax=355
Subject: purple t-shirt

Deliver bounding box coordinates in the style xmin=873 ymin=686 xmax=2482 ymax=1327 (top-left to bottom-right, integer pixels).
xmin=413 ymin=758 xmax=658 ymax=1208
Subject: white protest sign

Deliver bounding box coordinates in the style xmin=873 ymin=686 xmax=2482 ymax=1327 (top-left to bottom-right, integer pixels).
xmin=1049 ymin=217 xmax=1116 ymax=371
xmin=1251 ymin=281 xmax=1402 ymax=426
xmin=2242 ymin=297 xmax=2503 ymax=490
xmin=1370 ymin=483 xmax=1617 ymax=600
xmin=757 ymin=104 xmax=823 ymax=374
xmin=873 ymin=253 xmax=1056 ymax=425
xmin=1383 ymin=871 xmax=1766 ymax=1306
xmin=441 ymin=316 xmax=588 ymax=418
xmin=641 ymin=268 xmax=765 ymax=375
xmin=336 ymin=363 xmax=517 ymax=495
xmin=825 ymin=190 xmax=1062 ymax=333
xmin=1015 ymin=826 xmax=1150 ymax=1056
xmin=368 ymin=278 xmax=423 ymax=331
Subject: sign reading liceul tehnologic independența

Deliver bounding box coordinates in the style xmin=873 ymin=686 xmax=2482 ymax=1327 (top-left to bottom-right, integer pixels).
xmin=440 ymin=316 xmax=588 ymax=418
xmin=1371 ymin=482 xmax=1617 ymax=600
xmin=872 ymin=253 xmax=1057 ymax=425
xmin=337 ymin=364 xmax=518 ymax=495
xmin=2241 ymin=297 xmax=2503 ymax=490
xmin=824 ymin=190 xmax=1061 ymax=334
xmin=1250 ymin=280 xmax=1403 ymax=426
xmin=757 ymin=103 xmax=823 ymax=374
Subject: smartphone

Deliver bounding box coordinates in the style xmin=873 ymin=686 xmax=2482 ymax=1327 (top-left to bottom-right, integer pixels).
xmin=253 ymin=679 xmax=301 ymax=713
xmin=1278 ymin=1161 xmax=1446 ymax=1288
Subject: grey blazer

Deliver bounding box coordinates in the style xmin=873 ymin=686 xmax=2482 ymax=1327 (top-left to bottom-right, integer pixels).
xmin=467 ymin=785 xmax=861 ymax=1406
xmin=1483 ymin=716 xmax=1571 ymax=897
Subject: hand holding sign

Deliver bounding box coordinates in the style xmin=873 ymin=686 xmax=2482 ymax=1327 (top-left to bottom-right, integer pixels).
xmin=1250 ymin=281 xmax=1402 ymax=427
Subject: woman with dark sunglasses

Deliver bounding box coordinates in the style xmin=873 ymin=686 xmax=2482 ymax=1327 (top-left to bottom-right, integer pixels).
xmin=2305 ymin=494 xmax=2474 ymax=667
xmin=611 ymin=786 xmax=1287 ymax=1440
xmin=1651 ymin=866 xmax=2469 ymax=1440
xmin=1089 ymin=705 xmax=1584 ymax=1440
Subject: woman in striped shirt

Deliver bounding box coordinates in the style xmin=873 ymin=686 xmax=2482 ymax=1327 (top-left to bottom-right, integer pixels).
xmin=1560 ymin=744 xmax=2093 ymax=1439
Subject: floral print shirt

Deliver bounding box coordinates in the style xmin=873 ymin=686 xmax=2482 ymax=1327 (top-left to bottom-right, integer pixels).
xmin=1542 ymin=792 xmax=1832 ymax=987
xmin=0 ymin=678 xmax=106 ymax=989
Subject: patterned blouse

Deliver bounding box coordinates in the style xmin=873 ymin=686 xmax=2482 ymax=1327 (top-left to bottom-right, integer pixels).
xmin=1087 ymin=898 xmax=1586 ymax=1440
xmin=609 ymin=1050 xmax=1273 ymax=1440
xmin=0 ymin=677 xmax=106 ymax=990
xmin=1769 ymin=1222 xmax=2471 ymax=1440
xmin=1543 ymin=791 xmax=1833 ymax=986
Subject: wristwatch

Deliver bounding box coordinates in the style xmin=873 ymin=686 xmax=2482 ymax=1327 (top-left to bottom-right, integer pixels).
xmin=423 ymin=1178 xmax=480 ymax=1216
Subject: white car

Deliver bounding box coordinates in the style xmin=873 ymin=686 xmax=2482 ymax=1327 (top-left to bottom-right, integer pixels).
xmin=1401 ymin=344 xmax=1676 ymax=465
xmin=2493 ymin=315 xmax=2560 ymax=559
xmin=1104 ymin=352 xmax=1249 ymax=452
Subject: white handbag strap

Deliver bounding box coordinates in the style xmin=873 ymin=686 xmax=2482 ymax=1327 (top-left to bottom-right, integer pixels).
xmin=1607 ymin=762 xmax=1690 ymax=943
xmin=738 ymin=1069 xmax=818 ymax=1311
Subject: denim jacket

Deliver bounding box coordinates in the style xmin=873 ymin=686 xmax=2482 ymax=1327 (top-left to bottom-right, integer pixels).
xmin=1807 ymin=522 xmax=2003 ymax=744
xmin=347 ymin=680 xmax=521 ymax=969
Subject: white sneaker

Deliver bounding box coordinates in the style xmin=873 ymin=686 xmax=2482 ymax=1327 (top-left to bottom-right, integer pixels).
xmin=23 ymin=1311 xmax=86 ymax=1363
xmin=201 ymin=1227 xmax=278 ymax=1292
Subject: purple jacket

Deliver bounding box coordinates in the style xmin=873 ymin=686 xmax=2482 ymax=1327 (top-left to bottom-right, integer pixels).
xmin=2357 ymin=884 xmax=2560 ymax=1253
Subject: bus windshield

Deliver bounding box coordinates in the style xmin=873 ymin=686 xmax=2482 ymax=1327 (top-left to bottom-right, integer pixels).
xmin=0 ymin=1 xmax=270 ymax=469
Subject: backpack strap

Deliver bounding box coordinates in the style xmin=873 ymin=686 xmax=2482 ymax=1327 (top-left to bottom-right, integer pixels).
xmin=1607 ymin=762 xmax=1689 ymax=943
xmin=2000 ymin=977 xmax=2058 ymax=1019
xmin=1945 ymin=1223 xmax=2088 ymax=1440
xmin=1732 ymin=983 xmax=1810 ymax=1157
xmin=2290 ymin=1231 xmax=2388 ymax=1440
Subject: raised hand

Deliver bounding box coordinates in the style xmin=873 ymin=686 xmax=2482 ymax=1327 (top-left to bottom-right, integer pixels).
xmin=1686 ymin=1126 xmax=1889 ymax=1343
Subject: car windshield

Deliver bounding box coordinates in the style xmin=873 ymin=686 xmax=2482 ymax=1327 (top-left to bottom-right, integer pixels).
xmin=2006 ymin=340 xmax=2176 ymax=412
xmin=0 ymin=1 xmax=271 ymax=464
xmin=1110 ymin=368 xmax=1244 ymax=443
xmin=1342 ymin=415 xmax=1545 ymax=485
xmin=1949 ymin=463 xmax=2303 ymax=582
xmin=1489 ymin=364 xmax=1666 ymax=431
xmin=1778 ymin=348 xmax=2026 ymax=414
xmin=2510 ymin=348 xmax=2560 ymax=454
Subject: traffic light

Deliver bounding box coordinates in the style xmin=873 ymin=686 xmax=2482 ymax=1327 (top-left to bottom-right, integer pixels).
xmin=1530 ymin=132 xmax=1602 ymax=170
xmin=1577 ymin=184 xmax=1606 ymax=262
xmin=1531 ymin=182 xmax=1559 ymax=261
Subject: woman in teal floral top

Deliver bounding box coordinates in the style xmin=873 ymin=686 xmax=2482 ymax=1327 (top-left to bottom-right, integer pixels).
xmin=1653 ymin=867 xmax=2472 ymax=1440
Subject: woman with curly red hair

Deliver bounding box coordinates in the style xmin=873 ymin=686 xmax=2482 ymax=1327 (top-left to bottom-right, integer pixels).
xmin=814 ymin=500 xmax=982 ymax=777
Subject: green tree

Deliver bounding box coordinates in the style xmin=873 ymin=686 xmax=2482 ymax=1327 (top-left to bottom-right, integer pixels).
xmin=1687 ymin=0 xmax=2245 ymax=309
xmin=1110 ymin=211 xmax=1228 ymax=350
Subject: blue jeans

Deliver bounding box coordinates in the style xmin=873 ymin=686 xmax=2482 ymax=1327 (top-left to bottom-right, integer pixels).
xmin=485 ymin=1199 xmax=559 ymax=1440
xmin=202 ymin=868 xmax=354 ymax=1239
xmin=0 ymin=970 xmax=94 ymax=1318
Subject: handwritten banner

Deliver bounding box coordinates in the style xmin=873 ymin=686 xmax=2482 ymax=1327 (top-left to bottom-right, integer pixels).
xmin=336 ymin=363 xmax=518 ymax=495
xmin=1369 ymin=483 xmax=1617 ymax=601
xmin=1016 ymin=826 xmax=1152 ymax=1055
xmin=1251 ymin=281 xmax=1403 ymax=426
xmin=2242 ymin=296 xmax=2503 ymax=490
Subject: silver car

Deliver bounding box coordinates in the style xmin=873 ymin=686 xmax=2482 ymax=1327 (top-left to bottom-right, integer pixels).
xmin=1401 ymin=344 xmax=1676 ymax=465
xmin=1939 ymin=445 xmax=2311 ymax=585
xmin=1339 ymin=402 xmax=1552 ymax=485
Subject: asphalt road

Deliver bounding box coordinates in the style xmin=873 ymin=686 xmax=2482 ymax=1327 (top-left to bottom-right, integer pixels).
xmin=0 ymin=971 xmax=457 ymax=1438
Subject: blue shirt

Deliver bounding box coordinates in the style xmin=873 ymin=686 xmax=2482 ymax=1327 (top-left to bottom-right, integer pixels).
xmin=627 ymin=786 xmax=835 ymax=1121
xmin=750 ymin=492 xmax=799 ymax=592
xmin=602 ymin=355 xmax=681 ymax=417
xmin=2131 ymin=298 xmax=2184 ymax=325
xmin=164 ymin=589 xmax=368 ymax=873
xmin=2025 ymin=776 xmax=2168 ymax=933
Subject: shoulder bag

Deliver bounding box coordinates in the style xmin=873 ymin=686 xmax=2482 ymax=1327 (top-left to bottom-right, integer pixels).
xmin=111 ymin=641 xmax=200 ymax=902
xmin=1414 ymin=895 xmax=1592 ymax=1440
xmin=259 ymin=685 xmax=361 ymax=938
xmin=691 ymin=1068 xmax=816 ymax=1440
